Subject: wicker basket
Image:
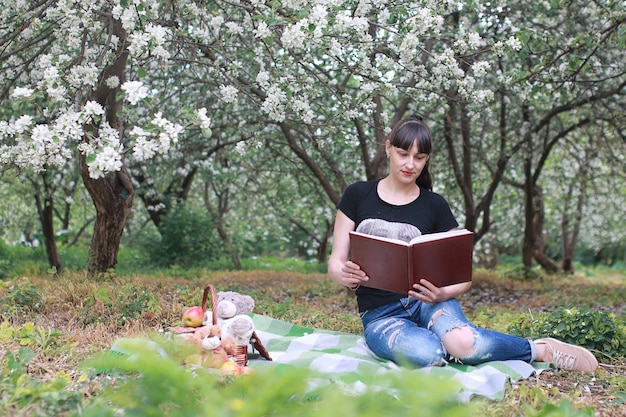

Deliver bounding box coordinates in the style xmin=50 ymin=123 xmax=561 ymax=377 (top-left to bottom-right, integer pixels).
xmin=170 ymin=284 xmax=272 ymax=367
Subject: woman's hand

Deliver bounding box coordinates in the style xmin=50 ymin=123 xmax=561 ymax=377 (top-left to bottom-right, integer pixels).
xmin=340 ymin=261 xmax=368 ymax=290
xmin=328 ymin=210 xmax=370 ymax=290
xmin=409 ymin=279 xmax=471 ymax=303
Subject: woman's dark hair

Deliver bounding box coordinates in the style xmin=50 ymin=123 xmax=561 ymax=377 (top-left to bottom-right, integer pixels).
xmin=387 ymin=115 xmax=433 ymax=190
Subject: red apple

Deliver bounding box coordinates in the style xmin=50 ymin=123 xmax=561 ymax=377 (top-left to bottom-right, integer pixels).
xmin=182 ymin=306 xmax=204 ymax=327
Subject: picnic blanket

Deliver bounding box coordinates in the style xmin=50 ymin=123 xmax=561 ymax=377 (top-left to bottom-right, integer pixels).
xmin=247 ymin=314 xmax=550 ymax=402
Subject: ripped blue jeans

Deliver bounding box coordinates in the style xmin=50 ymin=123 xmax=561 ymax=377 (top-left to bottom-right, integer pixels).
xmin=360 ymin=297 xmax=535 ymax=367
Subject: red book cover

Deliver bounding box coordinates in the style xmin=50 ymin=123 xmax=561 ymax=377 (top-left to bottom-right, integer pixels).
xmin=349 ymin=229 xmax=474 ymax=293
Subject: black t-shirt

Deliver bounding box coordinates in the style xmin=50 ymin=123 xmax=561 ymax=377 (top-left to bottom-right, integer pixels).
xmin=337 ymin=179 xmax=458 ymax=312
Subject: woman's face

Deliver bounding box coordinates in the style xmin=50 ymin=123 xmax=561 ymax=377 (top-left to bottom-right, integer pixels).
xmin=386 ymin=140 xmax=429 ymax=185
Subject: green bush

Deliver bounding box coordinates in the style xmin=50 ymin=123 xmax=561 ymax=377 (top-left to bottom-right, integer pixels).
xmin=507 ymin=307 xmax=626 ymax=359
xmin=142 ymin=203 xmax=229 ymax=268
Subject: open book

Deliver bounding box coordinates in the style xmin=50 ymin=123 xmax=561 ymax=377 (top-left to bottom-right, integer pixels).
xmin=349 ymin=229 xmax=474 ymax=293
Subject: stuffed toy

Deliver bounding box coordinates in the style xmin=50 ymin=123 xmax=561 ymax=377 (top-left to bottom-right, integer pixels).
xmin=215 ymin=291 xmax=256 ymax=346
xmin=214 ymin=290 xmax=273 ymax=361
xmin=181 ymin=324 xmax=232 ymax=368
xmin=187 ymin=324 xmax=222 ymax=350
xmin=216 ymin=291 xmax=255 ymax=316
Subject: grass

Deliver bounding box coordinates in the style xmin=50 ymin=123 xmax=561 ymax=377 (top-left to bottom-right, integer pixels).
xmin=0 ymin=266 xmax=625 ymax=416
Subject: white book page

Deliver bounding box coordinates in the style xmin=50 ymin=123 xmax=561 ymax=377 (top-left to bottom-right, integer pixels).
xmin=407 ymin=229 xmax=472 ymax=245
xmin=349 ymin=231 xmax=409 ymax=246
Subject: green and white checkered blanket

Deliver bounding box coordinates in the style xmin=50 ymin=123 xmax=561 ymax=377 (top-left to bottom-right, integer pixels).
xmin=248 ymin=314 xmax=550 ymax=402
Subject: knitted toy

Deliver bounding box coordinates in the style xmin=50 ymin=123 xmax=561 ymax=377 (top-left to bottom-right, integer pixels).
xmin=181 ymin=324 xmax=233 ymax=368
xmin=213 ymin=290 xmax=272 ymax=361
xmin=215 ymin=291 xmax=256 ymax=346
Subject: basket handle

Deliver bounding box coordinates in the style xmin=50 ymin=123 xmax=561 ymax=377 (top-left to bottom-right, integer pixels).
xmin=201 ymin=284 xmax=218 ymax=325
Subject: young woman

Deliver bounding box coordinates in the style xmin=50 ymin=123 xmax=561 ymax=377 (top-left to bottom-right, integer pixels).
xmin=328 ymin=115 xmax=598 ymax=372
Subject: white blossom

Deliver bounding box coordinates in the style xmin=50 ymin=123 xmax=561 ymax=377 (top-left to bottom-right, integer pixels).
xmin=335 ymin=11 xmax=369 ymax=33
xmin=68 ymin=64 xmax=99 ymax=88
xmin=151 ymin=112 xmax=183 ymax=148
xmin=89 ymin=144 xmax=123 ymax=179
xmin=83 ymin=101 xmax=105 ymax=118
xmin=472 ymin=89 xmax=494 ymax=104
xmin=197 ymin=107 xmax=212 ymax=130
xmin=310 ymin=5 xmax=328 ymax=38
xmin=128 ymin=31 xmax=151 ymax=57
xmin=329 ymin=39 xmax=342 ymax=56
xmin=506 ymin=36 xmax=523 ymax=51
xmin=11 ymin=87 xmax=34 ymax=99
xmin=112 ymin=4 xmax=140 ymax=31
xmin=472 ymin=61 xmax=492 ymax=77
xmin=147 ymin=202 xmax=166 ymax=212
xmin=254 ymin=21 xmax=272 ymax=39
xmin=256 ymin=70 xmax=270 ymax=86
xmin=130 ymin=112 xmax=183 ymax=162
xmin=234 ymin=141 xmax=247 ymax=155
xmin=55 ymin=111 xmax=83 ymax=141
xmin=145 ymin=23 xmax=169 ymax=45
xmin=281 ymin=20 xmax=307 ymax=50
xmin=467 ymin=32 xmax=482 ymax=49
xmin=261 ymin=86 xmax=287 ymax=122
xmin=493 ymin=41 xmax=506 ymax=57
xmin=225 ymin=22 xmax=243 ymax=34
xmin=413 ymin=7 xmax=444 ymax=35
xmin=219 ymin=84 xmax=238 ymax=103
xmin=131 ymin=129 xmax=158 ymax=160
xmin=210 ymin=16 xmax=224 ymax=32
xmin=292 ymin=97 xmax=314 ymax=123
xmin=121 ymin=81 xmax=149 ymax=105
xmin=13 ymin=115 xmax=34 ymax=134
xmin=105 ymin=76 xmax=120 ymax=89
xmin=152 ymin=45 xmax=170 ymax=60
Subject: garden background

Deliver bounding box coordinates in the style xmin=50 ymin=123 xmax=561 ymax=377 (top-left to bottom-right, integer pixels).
xmin=0 ymin=0 xmax=625 ymax=415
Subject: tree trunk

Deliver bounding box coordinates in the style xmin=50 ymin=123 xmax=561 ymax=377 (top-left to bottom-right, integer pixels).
xmin=41 ymin=193 xmax=62 ymax=274
xmin=79 ymin=15 xmax=132 ymax=274
xmin=560 ymin=150 xmax=590 ymax=274
xmin=202 ymin=180 xmax=241 ymax=269
xmin=31 ymin=172 xmax=62 ymax=274
xmin=521 ymin=159 xmax=535 ymax=269
xmin=531 ymin=185 xmax=559 ymax=272
xmin=216 ymin=220 xmax=242 ymax=270
xmin=316 ymin=223 xmax=332 ymax=263
xmin=522 ymin=165 xmax=559 ymax=273
xmin=80 ymin=162 xmax=134 ymax=273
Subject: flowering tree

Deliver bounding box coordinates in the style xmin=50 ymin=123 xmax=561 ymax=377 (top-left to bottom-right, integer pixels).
xmin=0 ymin=0 xmax=623 ymax=274
xmin=0 ymin=2 xmax=186 ymax=273
xmin=180 ymin=0 xmax=624 ymax=269
xmin=531 ymin=126 xmax=626 ymax=273
xmin=497 ymin=3 xmax=626 ymax=271
xmin=167 ymin=0 xmax=527 ymax=247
